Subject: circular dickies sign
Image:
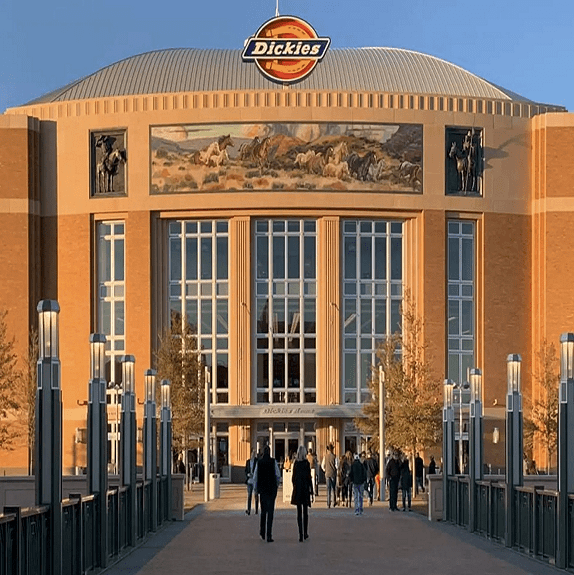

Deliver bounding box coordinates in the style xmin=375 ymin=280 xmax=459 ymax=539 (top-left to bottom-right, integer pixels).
xmin=242 ymin=16 xmax=331 ymax=84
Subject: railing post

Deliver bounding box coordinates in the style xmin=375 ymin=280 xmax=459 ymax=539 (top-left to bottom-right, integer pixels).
xmin=35 ymin=300 xmax=63 ymax=575
xmin=505 ymin=354 xmax=523 ymax=548
xmin=557 ymin=333 xmax=574 ymax=568
xmin=120 ymin=355 xmax=137 ymax=547
xmin=87 ymin=333 xmax=108 ymax=568
xmin=4 ymin=507 xmax=22 ymax=575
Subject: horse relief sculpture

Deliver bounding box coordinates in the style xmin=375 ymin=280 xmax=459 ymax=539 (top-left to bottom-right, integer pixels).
xmin=93 ymin=133 xmax=127 ymax=195
xmin=447 ymin=127 xmax=482 ymax=194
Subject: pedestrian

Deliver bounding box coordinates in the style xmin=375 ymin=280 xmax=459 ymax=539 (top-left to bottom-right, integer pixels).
xmin=414 ymin=452 xmax=425 ymax=495
xmin=364 ymin=450 xmax=379 ymax=506
xmin=321 ymin=443 xmax=338 ymax=508
xmin=245 ymin=448 xmax=258 ymax=515
xmin=385 ymin=451 xmax=401 ymax=511
xmin=399 ymin=454 xmax=412 ymax=511
xmin=291 ymin=445 xmax=313 ymax=542
xmin=254 ymin=445 xmax=281 ymax=542
xmin=428 ymin=454 xmax=436 ymax=475
xmin=306 ymin=448 xmax=319 ymax=496
xmin=349 ymin=453 xmax=368 ymax=515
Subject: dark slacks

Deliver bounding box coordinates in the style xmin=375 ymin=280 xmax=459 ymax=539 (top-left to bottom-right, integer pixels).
xmin=389 ymin=477 xmax=400 ymax=511
xmin=296 ymin=503 xmax=309 ymax=538
xmin=259 ymin=493 xmax=276 ymax=539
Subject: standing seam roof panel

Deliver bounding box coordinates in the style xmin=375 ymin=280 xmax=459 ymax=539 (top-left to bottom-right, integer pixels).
xmin=21 ymin=47 xmax=554 ymax=106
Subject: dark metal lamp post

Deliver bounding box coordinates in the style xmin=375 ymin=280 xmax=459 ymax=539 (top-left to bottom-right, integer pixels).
xmin=468 ymin=368 xmax=483 ymax=532
xmin=144 ymin=369 xmax=158 ymax=532
xmin=35 ymin=300 xmax=63 ymax=575
xmin=87 ymin=333 xmax=108 ymax=567
xmin=505 ymin=354 xmax=523 ymax=548
xmin=443 ymin=378 xmax=455 ymax=521
xmin=120 ymin=355 xmax=136 ymax=546
xmin=557 ymin=333 xmax=574 ymax=568
xmin=160 ymin=379 xmax=172 ymax=521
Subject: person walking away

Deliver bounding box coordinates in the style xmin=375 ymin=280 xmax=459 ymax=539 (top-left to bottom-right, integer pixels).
xmin=364 ymin=451 xmax=379 ymax=506
xmin=386 ymin=451 xmax=401 ymax=511
xmin=321 ymin=444 xmax=338 ymax=508
xmin=254 ymin=445 xmax=281 ymax=542
xmin=245 ymin=448 xmax=258 ymax=515
xmin=400 ymin=454 xmax=412 ymax=511
xmin=349 ymin=453 xmax=368 ymax=515
xmin=414 ymin=452 xmax=425 ymax=496
xmin=307 ymin=449 xmax=319 ymax=496
xmin=428 ymin=454 xmax=436 ymax=475
xmin=291 ymin=445 xmax=313 ymax=541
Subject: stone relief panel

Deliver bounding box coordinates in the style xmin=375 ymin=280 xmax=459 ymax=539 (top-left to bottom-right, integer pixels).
xmin=91 ymin=130 xmax=127 ymax=197
xmin=446 ymin=127 xmax=483 ymax=196
xmin=150 ymin=123 xmax=422 ymax=194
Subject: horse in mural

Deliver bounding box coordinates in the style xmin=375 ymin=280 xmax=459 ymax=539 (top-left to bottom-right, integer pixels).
xmin=347 ymin=150 xmax=376 ymax=181
xmin=197 ymin=134 xmax=234 ymax=165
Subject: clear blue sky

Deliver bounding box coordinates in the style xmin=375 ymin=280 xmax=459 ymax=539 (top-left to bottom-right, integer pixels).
xmin=1 ymin=0 xmax=572 ymax=113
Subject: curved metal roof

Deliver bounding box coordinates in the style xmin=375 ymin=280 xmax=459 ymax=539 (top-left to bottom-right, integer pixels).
xmin=25 ymin=47 xmax=534 ymax=105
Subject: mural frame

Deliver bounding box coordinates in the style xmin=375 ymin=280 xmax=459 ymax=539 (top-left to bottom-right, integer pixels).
xmin=149 ymin=122 xmax=423 ymax=195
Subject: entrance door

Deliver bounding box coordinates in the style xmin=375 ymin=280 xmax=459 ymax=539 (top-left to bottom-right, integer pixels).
xmin=273 ymin=436 xmax=299 ymax=466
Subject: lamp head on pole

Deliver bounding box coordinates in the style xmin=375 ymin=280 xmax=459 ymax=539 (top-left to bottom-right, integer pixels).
xmin=120 ymin=355 xmax=136 ymax=395
xmin=443 ymin=379 xmax=455 ymax=408
xmin=560 ymin=333 xmax=574 ymax=381
xmin=144 ymin=369 xmax=157 ymax=403
xmin=89 ymin=334 xmax=107 ymax=380
xmin=37 ymin=300 xmax=60 ymax=359
xmin=506 ymin=354 xmax=522 ymax=394
xmin=470 ymin=368 xmax=482 ymax=403
xmin=161 ymin=379 xmax=171 ymax=409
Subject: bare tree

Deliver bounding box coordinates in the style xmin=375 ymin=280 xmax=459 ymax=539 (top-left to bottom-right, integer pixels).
xmin=0 ymin=310 xmax=22 ymax=450
xmin=356 ymin=295 xmax=443 ymax=464
xmin=155 ymin=314 xmax=204 ymax=457
xmin=24 ymin=329 xmax=38 ymax=474
xmin=524 ymin=339 xmax=558 ymax=473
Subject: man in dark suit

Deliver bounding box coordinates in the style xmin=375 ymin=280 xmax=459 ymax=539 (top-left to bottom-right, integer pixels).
xmin=254 ymin=445 xmax=281 ymax=542
xmin=245 ymin=448 xmax=259 ymax=515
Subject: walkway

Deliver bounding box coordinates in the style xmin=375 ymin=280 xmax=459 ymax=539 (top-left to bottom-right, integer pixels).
xmin=104 ymin=485 xmax=559 ymax=575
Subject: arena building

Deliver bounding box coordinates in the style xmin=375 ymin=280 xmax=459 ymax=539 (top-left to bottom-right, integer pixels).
xmin=1 ymin=15 xmax=572 ymax=480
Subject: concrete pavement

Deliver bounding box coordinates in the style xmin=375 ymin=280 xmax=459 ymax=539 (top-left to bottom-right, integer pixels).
xmin=103 ymin=485 xmax=559 ymax=575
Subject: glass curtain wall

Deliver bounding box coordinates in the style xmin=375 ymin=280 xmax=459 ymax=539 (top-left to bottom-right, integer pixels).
xmin=342 ymin=220 xmax=403 ymax=404
xmin=97 ymin=221 xmax=125 ymax=473
xmin=168 ymin=220 xmax=229 ymax=403
xmin=97 ymin=221 xmax=125 ymax=385
xmin=255 ymin=219 xmax=317 ymax=403
xmin=447 ymin=220 xmax=475 ymax=384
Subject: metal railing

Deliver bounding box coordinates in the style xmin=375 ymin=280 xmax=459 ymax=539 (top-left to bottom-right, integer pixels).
xmin=445 ymin=476 xmax=572 ymax=568
xmin=1 ymin=477 xmax=169 ymax=575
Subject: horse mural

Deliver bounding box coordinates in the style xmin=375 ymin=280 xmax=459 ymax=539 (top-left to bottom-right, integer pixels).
xmin=95 ymin=135 xmax=127 ymax=194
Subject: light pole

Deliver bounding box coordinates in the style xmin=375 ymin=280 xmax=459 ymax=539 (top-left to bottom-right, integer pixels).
xmin=557 ymin=333 xmax=574 ymax=568
xmin=120 ymin=355 xmax=136 ymax=547
xmin=35 ymin=300 xmax=62 ymax=575
xmin=87 ymin=333 xmax=108 ymax=567
xmin=505 ymin=354 xmax=523 ymax=548
xmin=443 ymin=379 xmax=455 ymax=521
xmin=204 ymin=366 xmax=211 ymax=502
xmin=160 ymin=379 xmax=172 ymax=521
xmin=468 ymin=368 xmax=483 ymax=533
xmin=144 ymin=369 xmax=158 ymax=532
xmin=378 ymin=365 xmax=386 ymax=502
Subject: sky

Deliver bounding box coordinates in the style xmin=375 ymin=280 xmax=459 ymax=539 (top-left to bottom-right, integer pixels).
xmin=1 ymin=0 xmax=572 ymax=114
